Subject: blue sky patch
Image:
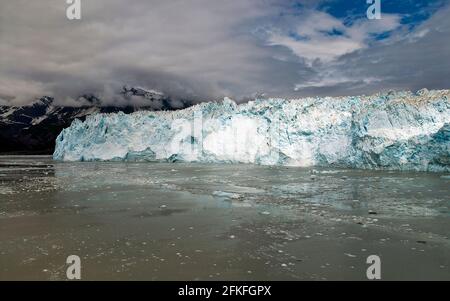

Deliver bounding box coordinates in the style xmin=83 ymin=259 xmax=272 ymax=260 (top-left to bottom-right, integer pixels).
xmin=317 ymin=0 xmax=445 ymax=28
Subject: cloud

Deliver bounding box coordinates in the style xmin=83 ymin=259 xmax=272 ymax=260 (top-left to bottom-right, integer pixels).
xmin=292 ymin=3 xmax=450 ymax=96
xmin=267 ymin=10 xmax=401 ymax=64
xmin=0 ymin=0 xmax=448 ymax=105
xmin=0 ymin=78 xmax=51 ymax=106
xmin=0 ymin=0 xmax=297 ymax=105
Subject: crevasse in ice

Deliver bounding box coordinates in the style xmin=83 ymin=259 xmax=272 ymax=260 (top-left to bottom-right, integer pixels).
xmin=53 ymin=89 xmax=450 ymax=172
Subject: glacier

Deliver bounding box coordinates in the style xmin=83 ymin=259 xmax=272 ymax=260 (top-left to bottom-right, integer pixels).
xmin=53 ymin=89 xmax=450 ymax=172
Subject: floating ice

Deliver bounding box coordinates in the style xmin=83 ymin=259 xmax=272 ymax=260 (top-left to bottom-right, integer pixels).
xmin=54 ymin=89 xmax=450 ymax=172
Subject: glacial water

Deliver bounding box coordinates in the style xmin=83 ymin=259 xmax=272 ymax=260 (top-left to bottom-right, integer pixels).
xmin=0 ymin=156 xmax=449 ymax=280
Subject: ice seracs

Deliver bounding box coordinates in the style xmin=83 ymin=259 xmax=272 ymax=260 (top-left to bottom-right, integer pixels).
xmin=53 ymin=89 xmax=450 ymax=172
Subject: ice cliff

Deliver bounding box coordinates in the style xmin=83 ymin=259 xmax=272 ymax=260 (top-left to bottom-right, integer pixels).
xmin=53 ymin=89 xmax=450 ymax=172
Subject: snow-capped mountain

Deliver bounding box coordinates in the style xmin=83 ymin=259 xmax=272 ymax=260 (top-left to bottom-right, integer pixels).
xmin=0 ymin=87 xmax=192 ymax=153
xmin=54 ymin=89 xmax=450 ymax=172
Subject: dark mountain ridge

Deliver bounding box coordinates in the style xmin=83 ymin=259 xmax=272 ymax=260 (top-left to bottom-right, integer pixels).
xmin=0 ymin=87 xmax=193 ymax=154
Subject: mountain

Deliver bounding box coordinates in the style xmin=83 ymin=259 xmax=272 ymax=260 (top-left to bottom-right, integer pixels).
xmin=0 ymin=87 xmax=192 ymax=154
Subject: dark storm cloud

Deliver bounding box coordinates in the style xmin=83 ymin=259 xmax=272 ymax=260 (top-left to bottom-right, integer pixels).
xmin=0 ymin=0 xmax=309 ymax=106
xmin=0 ymin=0 xmax=448 ymax=106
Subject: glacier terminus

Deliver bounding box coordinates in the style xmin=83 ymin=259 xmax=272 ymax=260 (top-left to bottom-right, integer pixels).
xmin=53 ymin=89 xmax=450 ymax=172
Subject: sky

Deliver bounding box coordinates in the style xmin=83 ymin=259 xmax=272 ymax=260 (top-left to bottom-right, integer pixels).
xmin=0 ymin=0 xmax=449 ymax=106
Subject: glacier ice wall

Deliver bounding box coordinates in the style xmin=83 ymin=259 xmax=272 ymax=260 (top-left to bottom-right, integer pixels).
xmin=53 ymin=89 xmax=450 ymax=172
